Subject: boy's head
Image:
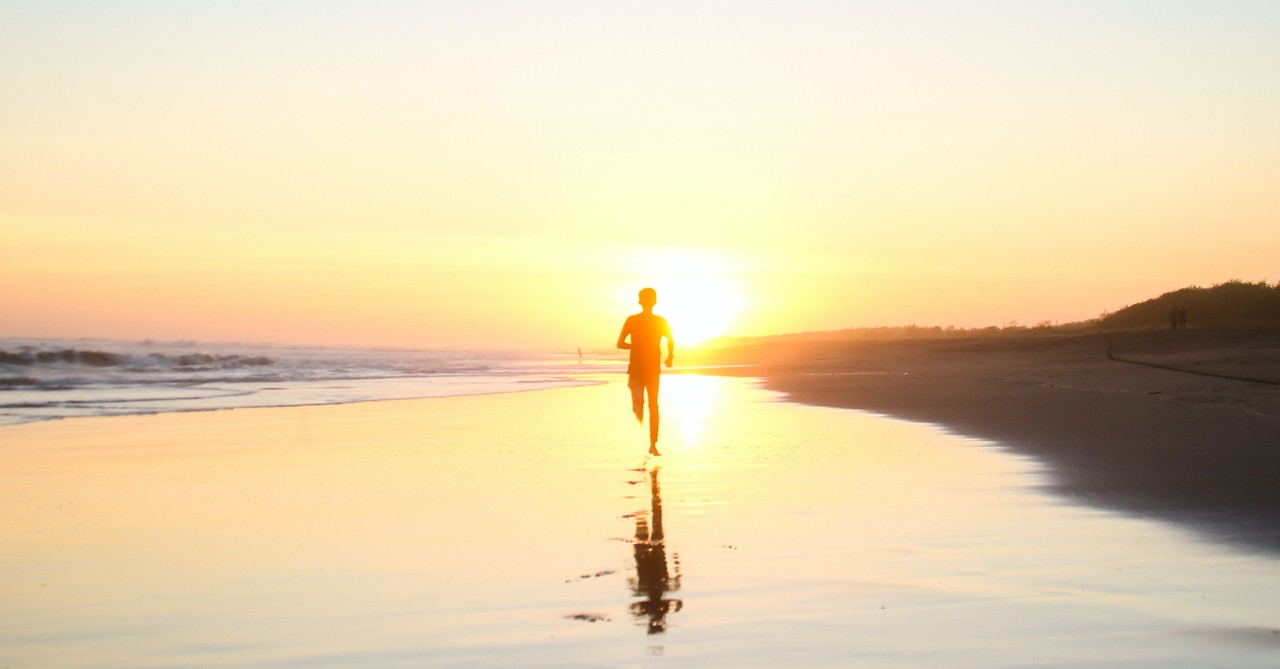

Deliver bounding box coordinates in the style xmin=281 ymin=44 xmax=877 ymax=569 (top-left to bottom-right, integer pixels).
xmin=638 ymin=287 xmax=658 ymax=307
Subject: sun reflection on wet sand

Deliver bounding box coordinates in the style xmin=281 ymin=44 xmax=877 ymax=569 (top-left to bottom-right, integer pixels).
xmin=2 ymin=376 xmax=1280 ymax=667
xmin=659 ymin=373 xmax=725 ymax=452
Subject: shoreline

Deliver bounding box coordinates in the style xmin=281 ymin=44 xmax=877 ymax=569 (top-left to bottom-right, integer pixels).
xmin=699 ymin=329 xmax=1280 ymax=554
xmin=0 ymin=376 xmax=608 ymax=430
xmin=7 ymin=329 xmax=1279 ymax=557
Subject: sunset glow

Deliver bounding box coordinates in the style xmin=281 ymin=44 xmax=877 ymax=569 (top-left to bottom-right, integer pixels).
xmin=2 ymin=3 xmax=1278 ymax=350
xmin=616 ymin=248 xmax=748 ymax=347
xmin=659 ymin=281 xmax=743 ymax=347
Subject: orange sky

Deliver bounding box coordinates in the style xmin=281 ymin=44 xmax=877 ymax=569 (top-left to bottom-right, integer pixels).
xmin=3 ymin=3 xmax=1278 ymax=351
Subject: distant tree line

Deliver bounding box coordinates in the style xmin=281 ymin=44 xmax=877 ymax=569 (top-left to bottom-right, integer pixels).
xmin=701 ymin=280 xmax=1280 ymax=350
xmin=706 ymin=320 xmax=1093 ymax=348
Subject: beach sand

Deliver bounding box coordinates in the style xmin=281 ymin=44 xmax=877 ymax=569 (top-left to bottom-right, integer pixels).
xmin=3 ymin=372 xmax=1280 ymax=667
xmin=702 ymin=329 xmax=1280 ymax=554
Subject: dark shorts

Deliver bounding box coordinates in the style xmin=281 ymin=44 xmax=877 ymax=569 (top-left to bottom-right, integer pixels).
xmin=628 ymin=368 xmax=660 ymax=390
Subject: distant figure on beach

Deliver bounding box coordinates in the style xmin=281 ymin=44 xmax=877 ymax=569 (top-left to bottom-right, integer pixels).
xmin=617 ymin=287 xmax=674 ymax=456
xmin=1177 ymin=306 xmax=1188 ymax=331
xmin=577 ymin=347 xmax=583 ymax=365
xmin=1169 ymin=307 xmax=1179 ymax=331
xmin=1169 ymin=306 xmax=1189 ymax=331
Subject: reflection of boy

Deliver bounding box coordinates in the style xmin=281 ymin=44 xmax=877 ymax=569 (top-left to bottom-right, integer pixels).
xmin=630 ymin=467 xmax=682 ymax=634
xmin=617 ymin=288 xmax=674 ymax=456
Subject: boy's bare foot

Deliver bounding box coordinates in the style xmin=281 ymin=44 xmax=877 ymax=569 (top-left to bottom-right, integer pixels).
xmin=648 ymin=444 xmax=662 ymax=456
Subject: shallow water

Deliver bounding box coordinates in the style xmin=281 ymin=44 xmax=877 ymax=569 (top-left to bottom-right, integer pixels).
xmin=2 ymin=376 xmax=1278 ymax=667
xmin=0 ymin=337 xmax=605 ymax=427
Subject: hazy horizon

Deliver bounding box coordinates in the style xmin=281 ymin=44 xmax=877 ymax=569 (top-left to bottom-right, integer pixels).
xmin=3 ymin=276 xmax=1263 ymax=354
xmin=4 ymin=2 xmax=1278 ymax=350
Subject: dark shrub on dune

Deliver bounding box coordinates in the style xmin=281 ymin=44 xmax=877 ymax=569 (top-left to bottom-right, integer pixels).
xmin=1099 ymin=280 xmax=1280 ymax=330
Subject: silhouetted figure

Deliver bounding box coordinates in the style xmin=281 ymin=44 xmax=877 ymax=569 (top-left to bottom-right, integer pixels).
xmin=577 ymin=347 xmax=583 ymax=365
xmin=617 ymin=288 xmax=674 ymax=456
xmin=1177 ymin=306 xmax=1188 ymax=331
xmin=629 ymin=467 xmax=682 ymax=634
xmin=1169 ymin=306 xmax=1179 ymax=331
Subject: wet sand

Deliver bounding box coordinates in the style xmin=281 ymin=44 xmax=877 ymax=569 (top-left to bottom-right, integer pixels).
xmin=4 ymin=375 xmax=1280 ymax=667
xmin=701 ymin=329 xmax=1280 ymax=553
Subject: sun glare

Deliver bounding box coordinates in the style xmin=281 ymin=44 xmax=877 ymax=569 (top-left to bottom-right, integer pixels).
xmin=660 ymin=279 xmax=743 ymax=346
xmin=624 ymin=248 xmax=748 ymax=347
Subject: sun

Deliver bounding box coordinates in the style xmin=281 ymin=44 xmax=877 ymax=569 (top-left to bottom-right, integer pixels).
xmin=658 ymin=278 xmax=744 ymax=346
xmin=622 ymin=248 xmax=748 ymax=347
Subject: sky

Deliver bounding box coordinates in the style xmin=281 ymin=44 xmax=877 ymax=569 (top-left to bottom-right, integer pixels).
xmin=3 ymin=1 xmax=1278 ymax=351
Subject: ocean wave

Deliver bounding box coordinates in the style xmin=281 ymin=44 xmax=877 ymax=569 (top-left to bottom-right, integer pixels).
xmin=0 ymin=349 xmax=125 ymax=367
xmin=0 ymin=347 xmax=276 ymax=371
xmin=0 ymin=337 xmax=615 ymax=427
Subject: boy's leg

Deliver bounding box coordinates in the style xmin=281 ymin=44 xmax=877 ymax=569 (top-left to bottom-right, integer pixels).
xmin=646 ymin=377 xmax=660 ymax=449
xmin=629 ymin=377 xmax=645 ymax=422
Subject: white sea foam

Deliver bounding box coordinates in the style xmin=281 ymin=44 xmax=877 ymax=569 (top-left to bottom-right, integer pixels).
xmin=0 ymin=337 xmax=619 ymax=427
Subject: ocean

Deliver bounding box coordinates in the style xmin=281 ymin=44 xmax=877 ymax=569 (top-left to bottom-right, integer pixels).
xmin=0 ymin=337 xmax=613 ymax=427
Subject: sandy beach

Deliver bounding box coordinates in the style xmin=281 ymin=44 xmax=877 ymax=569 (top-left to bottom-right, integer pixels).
xmin=4 ymin=369 xmax=1280 ymax=667
xmin=700 ymin=328 xmax=1280 ymax=554
xmin=7 ymin=1 xmax=1280 ymax=665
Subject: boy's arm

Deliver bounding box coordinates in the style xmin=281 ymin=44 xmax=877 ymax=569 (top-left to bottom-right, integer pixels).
xmin=665 ymin=325 xmax=675 ymax=367
xmin=616 ymin=318 xmax=632 ymax=350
